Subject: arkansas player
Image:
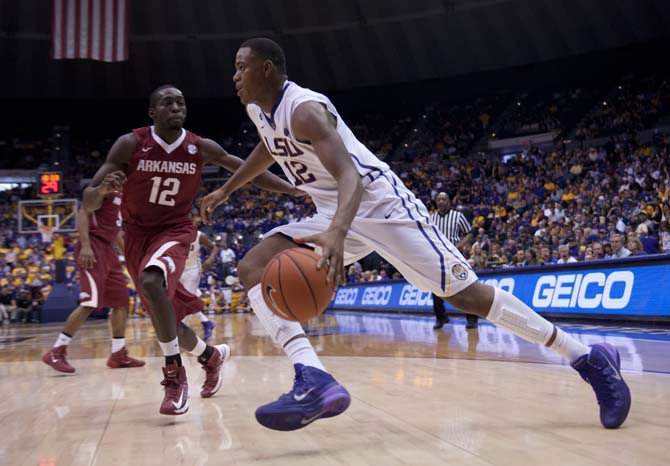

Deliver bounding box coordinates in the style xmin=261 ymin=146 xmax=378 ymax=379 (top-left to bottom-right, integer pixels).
xmin=83 ymin=85 xmax=298 ymax=416
xmin=42 ymin=193 xmax=145 ymax=373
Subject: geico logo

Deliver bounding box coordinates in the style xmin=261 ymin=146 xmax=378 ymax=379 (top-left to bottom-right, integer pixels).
xmin=532 ymin=271 xmax=634 ymax=309
xmin=398 ymin=285 xmax=433 ymax=306
xmin=361 ymin=286 xmax=393 ymax=305
xmin=480 ymin=277 xmax=515 ymax=293
xmin=334 ymin=288 xmax=359 ymax=305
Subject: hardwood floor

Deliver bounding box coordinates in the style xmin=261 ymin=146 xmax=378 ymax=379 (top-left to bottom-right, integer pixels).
xmin=1 ymin=312 xmax=668 ymax=466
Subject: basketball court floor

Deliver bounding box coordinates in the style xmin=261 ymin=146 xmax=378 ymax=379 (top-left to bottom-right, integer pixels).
xmin=1 ymin=311 xmax=668 ymax=466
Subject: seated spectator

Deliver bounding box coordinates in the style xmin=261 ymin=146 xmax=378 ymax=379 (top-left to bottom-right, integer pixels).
xmin=591 ymin=242 xmax=605 ymax=259
xmin=470 ymin=244 xmax=488 ymax=269
xmin=636 ymin=224 xmax=659 ymax=254
xmin=556 ymin=244 xmax=578 ymax=264
xmin=28 ymin=284 xmax=44 ymax=323
xmin=582 ymin=246 xmax=595 ymax=261
xmin=660 ymin=221 xmax=670 ymax=253
xmin=627 ymin=237 xmax=648 ymax=256
xmin=15 ymin=288 xmax=32 ymax=323
xmin=0 ymin=286 xmax=15 ymax=324
xmin=486 ymin=244 xmax=506 ymax=268
xmin=539 ymin=245 xmax=557 ymax=265
xmin=524 ymin=248 xmax=543 ymax=266
xmin=606 ymin=234 xmax=631 ymax=259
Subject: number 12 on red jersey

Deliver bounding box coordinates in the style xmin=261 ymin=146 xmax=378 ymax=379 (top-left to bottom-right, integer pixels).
xmin=149 ymin=176 xmax=180 ymax=206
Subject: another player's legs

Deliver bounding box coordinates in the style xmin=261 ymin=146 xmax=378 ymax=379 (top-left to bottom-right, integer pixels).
xmin=42 ymin=305 xmax=94 ymax=373
xmin=198 ymin=312 xmax=216 ymax=341
xmin=431 ymin=293 xmax=449 ymax=329
xmin=446 ymin=283 xmax=630 ymax=428
xmin=106 ymin=307 xmax=145 ymax=368
xmin=139 ymin=267 xmax=189 ymax=415
xmin=180 ymin=267 xmax=216 ymax=340
xmin=239 ymin=235 xmax=351 ymax=431
xmin=182 ymin=311 xmax=216 ymax=341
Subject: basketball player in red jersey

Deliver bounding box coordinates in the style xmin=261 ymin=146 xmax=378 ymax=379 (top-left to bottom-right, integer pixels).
xmin=42 ymin=193 xmax=145 ymax=373
xmin=83 ymin=85 xmax=298 ymax=415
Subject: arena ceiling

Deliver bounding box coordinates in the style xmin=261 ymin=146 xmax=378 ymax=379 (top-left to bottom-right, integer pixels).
xmin=1 ymin=0 xmax=669 ymax=98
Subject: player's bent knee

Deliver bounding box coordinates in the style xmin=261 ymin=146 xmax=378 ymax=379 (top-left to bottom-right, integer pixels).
xmin=237 ymin=255 xmax=262 ymax=289
xmin=138 ymin=268 xmax=166 ymax=298
xmin=445 ymin=282 xmax=494 ymax=317
xmin=239 ymin=236 xmax=300 ymax=289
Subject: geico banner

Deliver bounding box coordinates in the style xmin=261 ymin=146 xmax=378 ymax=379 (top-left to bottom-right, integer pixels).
xmin=329 ymin=263 xmax=670 ymax=316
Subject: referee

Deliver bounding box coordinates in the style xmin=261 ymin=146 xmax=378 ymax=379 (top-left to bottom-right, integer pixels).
xmin=430 ymin=192 xmax=479 ymax=330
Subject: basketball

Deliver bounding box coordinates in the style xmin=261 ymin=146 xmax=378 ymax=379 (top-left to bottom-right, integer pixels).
xmin=261 ymin=248 xmax=336 ymax=322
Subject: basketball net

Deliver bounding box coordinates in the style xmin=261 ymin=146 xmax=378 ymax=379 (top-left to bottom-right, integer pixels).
xmin=38 ymin=224 xmax=55 ymax=243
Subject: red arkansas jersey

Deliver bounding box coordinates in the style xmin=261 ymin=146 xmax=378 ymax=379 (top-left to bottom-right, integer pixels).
xmin=89 ymin=192 xmax=122 ymax=242
xmin=122 ymin=126 xmax=203 ymax=228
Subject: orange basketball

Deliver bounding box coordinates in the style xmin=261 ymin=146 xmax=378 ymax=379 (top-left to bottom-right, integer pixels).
xmin=261 ymin=247 xmax=336 ymax=322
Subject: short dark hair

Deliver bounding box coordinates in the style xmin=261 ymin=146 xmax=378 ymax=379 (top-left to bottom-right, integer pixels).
xmin=240 ymin=37 xmax=287 ymax=75
xmin=149 ymin=84 xmax=179 ymax=107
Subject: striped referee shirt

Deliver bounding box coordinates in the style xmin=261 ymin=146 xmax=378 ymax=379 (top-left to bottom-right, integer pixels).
xmin=430 ymin=209 xmax=472 ymax=244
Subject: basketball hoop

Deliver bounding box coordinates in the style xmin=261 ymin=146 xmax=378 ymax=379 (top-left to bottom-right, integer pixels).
xmin=38 ymin=224 xmax=55 ymax=243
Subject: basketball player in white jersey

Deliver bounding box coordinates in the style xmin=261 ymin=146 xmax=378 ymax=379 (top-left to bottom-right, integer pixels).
xmin=201 ymin=38 xmax=631 ymax=432
xmin=180 ymin=229 xmax=219 ymax=341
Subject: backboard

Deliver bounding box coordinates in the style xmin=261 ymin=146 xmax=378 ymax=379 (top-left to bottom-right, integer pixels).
xmin=18 ymin=198 xmax=79 ymax=236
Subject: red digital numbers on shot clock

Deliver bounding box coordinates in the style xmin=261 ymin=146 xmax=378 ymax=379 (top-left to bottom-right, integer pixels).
xmin=39 ymin=172 xmax=62 ymax=196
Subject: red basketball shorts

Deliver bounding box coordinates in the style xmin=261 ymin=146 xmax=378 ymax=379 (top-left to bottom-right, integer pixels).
xmin=77 ymin=236 xmax=129 ymax=309
xmin=124 ymin=222 xmax=204 ymax=321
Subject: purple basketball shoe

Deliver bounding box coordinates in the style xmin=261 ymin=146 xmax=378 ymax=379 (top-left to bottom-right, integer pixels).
xmin=202 ymin=320 xmax=216 ymax=341
xmin=571 ymin=343 xmax=631 ymax=429
xmin=255 ymin=364 xmax=351 ymax=431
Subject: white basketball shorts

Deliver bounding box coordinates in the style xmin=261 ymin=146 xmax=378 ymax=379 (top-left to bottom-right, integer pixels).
xmin=264 ymin=171 xmax=477 ymax=297
xmin=180 ymin=264 xmax=202 ymax=297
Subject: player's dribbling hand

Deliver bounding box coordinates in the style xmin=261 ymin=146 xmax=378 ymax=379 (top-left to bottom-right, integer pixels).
xmin=294 ymin=228 xmax=347 ymax=286
xmin=200 ymin=188 xmax=230 ymax=225
xmin=78 ymin=245 xmax=96 ymax=269
xmin=97 ymin=171 xmax=126 ymax=195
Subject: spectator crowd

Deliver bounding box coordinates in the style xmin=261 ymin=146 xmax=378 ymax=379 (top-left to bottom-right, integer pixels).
xmin=1 ymin=72 xmax=670 ymax=313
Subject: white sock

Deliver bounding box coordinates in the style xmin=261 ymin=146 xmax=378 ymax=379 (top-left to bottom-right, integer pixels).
xmin=284 ymin=337 xmax=326 ymax=370
xmin=549 ymin=327 xmax=590 ymax=362
xmin=197 ymin=311 xmax=208 ymax=323
xmin=188 ymin=337 xmax=207 ymax=357
xmin=111 ymin=337 xmax=125 ymax=353
xmin=248 ymin=284 xmax=326 ymax=371
xmin=487 ymin=288 xmax=589 ymax=361
xmin=158 ymin=337 xmax=180 ymax=357
xmin=54 ymin=333 xmax=72 ymax=347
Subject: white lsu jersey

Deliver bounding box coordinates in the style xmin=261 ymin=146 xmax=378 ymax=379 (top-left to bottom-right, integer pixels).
xmin=247 ymin=81 xmax=390 ymax=216
xmin=251 ymin=81 xmax=477 ymax=297
xmin=184 ymin=231 xmax=203 ymax=270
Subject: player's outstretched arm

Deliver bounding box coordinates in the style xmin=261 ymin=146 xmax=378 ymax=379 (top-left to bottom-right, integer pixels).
xmin=200 ymin=141 xmax=275 ymax=224
xmin=83 ymin=133 xmax=135 ymax=212
xmin=200 ymin=138 xmax=296 ymax=194
xmin=291 ymin=101 xmax=363 ymax=285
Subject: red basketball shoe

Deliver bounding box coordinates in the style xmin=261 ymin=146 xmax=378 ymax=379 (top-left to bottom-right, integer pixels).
xmin=160 ymin=363 xmax=189 ymax=415
xmin=200 ymin=344 xmax=230 ymax=398
xmin=107 ymin=347 xmax=146 ymax=369
xmin=42 ymin=345 xmax=75 ymax=374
